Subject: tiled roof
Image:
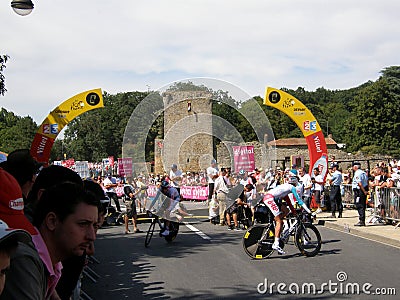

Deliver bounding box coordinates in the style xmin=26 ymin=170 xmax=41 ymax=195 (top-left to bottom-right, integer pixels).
xmin=267 ymin=137 xmax=337 ymax=146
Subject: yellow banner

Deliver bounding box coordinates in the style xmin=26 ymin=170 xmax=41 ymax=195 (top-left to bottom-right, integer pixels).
xmin=31 ymin=89 xmax=104 ymax=163
xmin=264 ymin=87 xmax=321 ymax=137
xmin=39 ymin=88 xmax=104 ymax=139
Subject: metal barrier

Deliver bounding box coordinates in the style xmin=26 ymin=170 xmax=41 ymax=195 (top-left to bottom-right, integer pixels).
xmin=372 ymin=187 xmax=400 ymax=223
xmin=342 ymin=184 xmax=355 ymax=208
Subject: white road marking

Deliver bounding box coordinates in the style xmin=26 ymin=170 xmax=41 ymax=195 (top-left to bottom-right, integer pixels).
xmin=184 ymin=223 xmax=211 ymax=240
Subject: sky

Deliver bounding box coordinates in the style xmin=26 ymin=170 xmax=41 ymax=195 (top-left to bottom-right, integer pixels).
xmin=1 ymin=0 xmax=399 ymax=124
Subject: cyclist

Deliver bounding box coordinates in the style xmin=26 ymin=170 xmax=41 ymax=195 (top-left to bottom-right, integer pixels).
xmin=262 ymin=175 xmax=312 ymax=254
xmin=149 ymin=180 xmax=191 ymax=236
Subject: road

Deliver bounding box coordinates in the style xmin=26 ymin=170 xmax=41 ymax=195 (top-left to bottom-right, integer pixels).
xmin=82 ymin=219 xmax=399 ymax=299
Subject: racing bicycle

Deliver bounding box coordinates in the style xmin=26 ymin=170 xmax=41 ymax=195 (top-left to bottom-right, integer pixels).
xmin=242 ymin=200 xmax=322 ymax=259
xmin=144 ymin=210 xmax=180 ymax=247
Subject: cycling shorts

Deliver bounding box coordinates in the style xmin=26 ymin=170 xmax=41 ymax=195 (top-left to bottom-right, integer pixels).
xmin=262 ymin=194 xmax=282 ymax=217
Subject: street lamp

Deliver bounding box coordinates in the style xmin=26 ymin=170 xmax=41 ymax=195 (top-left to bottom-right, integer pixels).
xmin=11 ymin=0 xmax=34 ymax=16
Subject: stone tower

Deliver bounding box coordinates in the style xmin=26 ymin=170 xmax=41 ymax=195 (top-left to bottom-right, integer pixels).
xmin=157 ymin=90 xmax=214 ymax=173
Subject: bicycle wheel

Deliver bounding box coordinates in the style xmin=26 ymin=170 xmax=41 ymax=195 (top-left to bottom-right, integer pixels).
xmin=165 ymin=222 xmax=179 ymax=242
xmin=145 ymin=218 xmax=157 ymax=248
xmin=242 ymin=225 xmax=274 ymax=259
xmin=295 ymin=223 xmax=321 ymax=257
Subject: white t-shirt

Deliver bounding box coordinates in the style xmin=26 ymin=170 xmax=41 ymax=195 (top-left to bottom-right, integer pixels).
xmin=313 ymin=174 xmax=323 ymax=191
xmin=300 ymin=173 xmax=312 ymax=197
xmin=206 ymin=166 xmax=218 ymax=184
xmin=169 ymin=169 xmax=183 ymax=187
xmin=103 ymin=177 xmax=116 ymax=192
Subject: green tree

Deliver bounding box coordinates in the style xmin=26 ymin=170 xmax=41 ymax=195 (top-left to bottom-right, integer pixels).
xmin=0 ymin=108 xmax=37 ymax=152
xmin=344 ymin=69 xmax=400 ymax=155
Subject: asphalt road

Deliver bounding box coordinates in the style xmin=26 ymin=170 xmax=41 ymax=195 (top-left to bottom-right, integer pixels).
xmin=82 ymin=220 xmax=400 ymax=299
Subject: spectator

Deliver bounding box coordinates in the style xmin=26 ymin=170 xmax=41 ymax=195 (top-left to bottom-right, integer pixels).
xmin=0 ymin=149 xmax=42 ymax=200
xmin=206 ymin=159 xmax=219 ymax=205
xmin=123 ymin=183 xmax=141 ymax=234
xmin=214 ymin=169 xmax=230 ymax=226
xmin=1 ymin=164 xmax=99 ymax=300
xmin=312 ymin=167 xmax=324 ymax=213
xmin=25 ymin=165 xmax=83 ymax=223
xmin=0 ymin=168 xmax=42 ymax=299
xmin=0 ymin=168 xmax=37 ymax=236
xmin=56 ymin=179 xmax=107 ymax=300
xmin=169 ymin=164 xmax=183 ymax=193
xmin=225 ymin=184 xmax=254 ymax=230
xmin=103 ymin=174 xmax=121 ymax=212
xmin=135 ymin=176 xmax=148 ymax=213
xmin=0 ymin=220 xmax=31 ymax=296
xmin=298 ymin=167 xmax=313 ymax=209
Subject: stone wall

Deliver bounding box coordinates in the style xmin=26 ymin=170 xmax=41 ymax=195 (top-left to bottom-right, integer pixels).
xmin=216 ymin=141 xmax=387 ymax=172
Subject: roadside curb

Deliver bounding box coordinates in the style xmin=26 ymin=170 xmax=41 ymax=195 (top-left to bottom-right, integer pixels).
xmin=322 ymin=220 xmax=400 ymax=249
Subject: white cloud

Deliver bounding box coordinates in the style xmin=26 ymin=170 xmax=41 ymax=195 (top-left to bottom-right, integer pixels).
xmin=1 ymin=0 xmax=399 ymax=123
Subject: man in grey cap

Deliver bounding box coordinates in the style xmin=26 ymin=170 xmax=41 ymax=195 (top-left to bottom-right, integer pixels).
xmin=352 ymin=162 xmax=368 ymax=226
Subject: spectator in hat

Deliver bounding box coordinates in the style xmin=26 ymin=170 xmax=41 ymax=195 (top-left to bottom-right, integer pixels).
xmin=0 ymin=220 xmax=31 ymax=295
xmin=0 ymin=149 xmax=42 ymax=200
xmin=0 ymin=168 xmax=43 ymax=299
xmin=1 ymin=165 xmax=99 ymax=300
xmin=0 ymin=168 xmax=37 ymax=236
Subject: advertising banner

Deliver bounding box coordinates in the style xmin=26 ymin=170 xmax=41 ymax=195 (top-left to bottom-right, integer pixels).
xmin=232 ymin=145 xmax=255 ymax=173
xmin=75 ymin=161 xmax=90 ymax=178
xmin=30 ymin=89 xmax=104 ymax=164
xmin=264 ymin=87 xmax=328 ymax=179
xmin=118 ymin=157 xmax=133 ymax=177
xmin=147 ymin=185 xmax=209 ymax=200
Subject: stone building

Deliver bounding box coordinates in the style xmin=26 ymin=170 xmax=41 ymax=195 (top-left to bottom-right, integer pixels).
xmin=154 ymin=90 xmax=214 ymax=174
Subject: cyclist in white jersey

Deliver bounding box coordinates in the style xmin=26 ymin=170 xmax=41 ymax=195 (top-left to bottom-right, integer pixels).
xmin=262 ymin=176 xmax=312 ymax=254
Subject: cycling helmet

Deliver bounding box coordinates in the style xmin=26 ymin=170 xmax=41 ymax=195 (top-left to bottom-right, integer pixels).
xmin=160 ymin=180 xmax=169 ymax=188
xmin=288 ymin=175 xmax=299 ymax=185
xmin=239 ymin=169 xmax=245 ymax=175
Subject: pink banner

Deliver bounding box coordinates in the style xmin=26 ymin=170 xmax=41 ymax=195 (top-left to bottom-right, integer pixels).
xmin=233 ymin=145 xmax=255 ymax=173
xmin=147 ymin=185 xmax=208 ymax=200
xmin=118 ymin=157 xmax=132 ymax=177
xmin=180 ymin=185 xmax=208 ymax=200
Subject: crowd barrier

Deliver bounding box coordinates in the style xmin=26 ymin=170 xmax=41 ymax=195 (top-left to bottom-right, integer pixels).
xmin=342 ymin=184 xmax=355 ymax=208
xmin=342 ymin=184 xmax=400 ymax=223
xmin=371 ymin=186 xmax=400 ymax=222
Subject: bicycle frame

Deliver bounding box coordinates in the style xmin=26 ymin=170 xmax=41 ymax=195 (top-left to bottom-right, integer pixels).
xmin=145 ymin=211 xmax=180 ymax=247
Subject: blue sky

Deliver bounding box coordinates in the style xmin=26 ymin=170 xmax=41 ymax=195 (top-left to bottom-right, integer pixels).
xmin=1 ymin=0 xmax=399 ymax=124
